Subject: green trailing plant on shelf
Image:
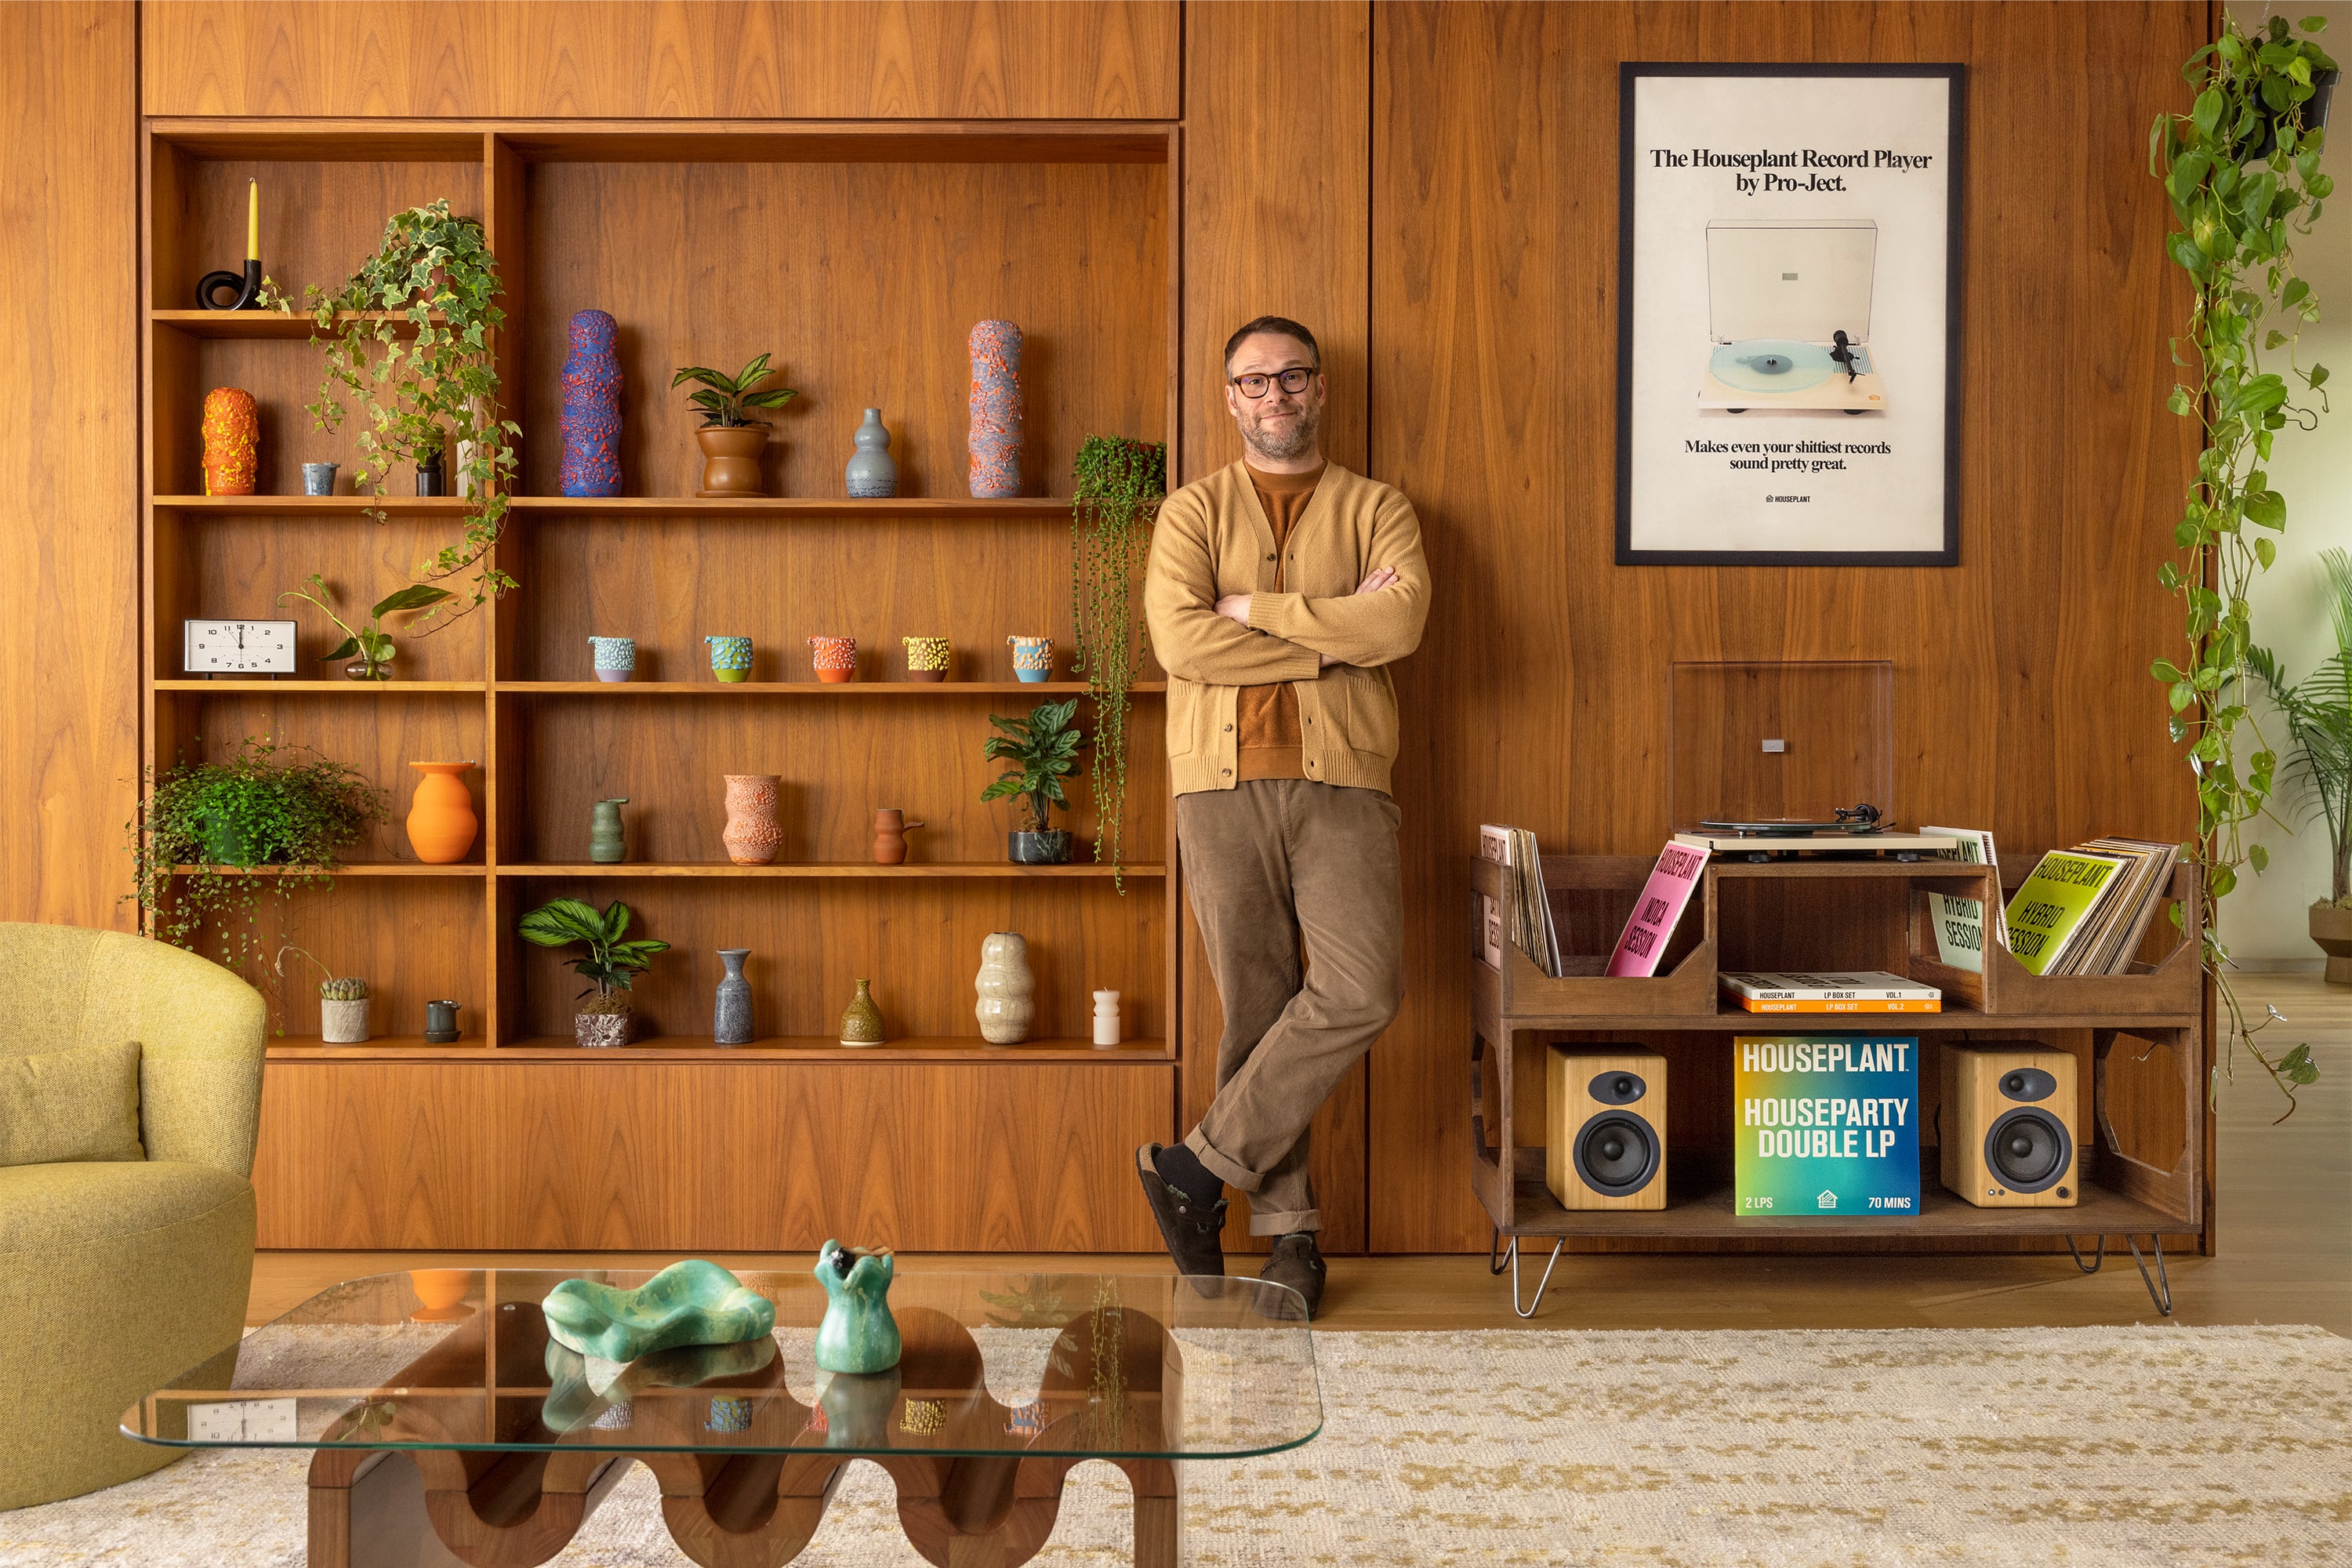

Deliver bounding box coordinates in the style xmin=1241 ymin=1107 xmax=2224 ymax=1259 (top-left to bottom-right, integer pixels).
xmin=517 ymin=898 xmax=670 ymax=1018
xmin=123 ymin=738 xmax=389 ymax=978
xmin=277 ymin=573 xmax=454 ymax=681
xmin=2251 ymin=549 xmax=2352 ymax=913
xmin=262 ymin=198 xmax=521 ymax=616
xmin=2149 ymin=11 xmax=2335 ymax=1116
xmin=982 ymin=698 xmax=1087 ymax=865
xmin=1070 ymin=436 xmax=1167 ymax=891
xmin=670 ymin=353 xmax=799 ymax=426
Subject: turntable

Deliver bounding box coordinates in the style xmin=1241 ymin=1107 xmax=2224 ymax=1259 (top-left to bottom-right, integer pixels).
xmin=1699 ymin=219 xmax=1887 ymax=415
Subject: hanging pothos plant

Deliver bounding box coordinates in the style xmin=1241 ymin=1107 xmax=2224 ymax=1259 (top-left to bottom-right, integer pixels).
xmin=1071 ymin=436 xmax=1167 ymax=891
xmin=263 ymin=199 xmax=521 ymax=617
xmin=2149 ymin=12 xmax=2335 ymax=1115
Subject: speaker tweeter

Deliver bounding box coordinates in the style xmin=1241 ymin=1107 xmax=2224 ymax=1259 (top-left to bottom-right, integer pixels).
xmin=1940 ymin=1042 xmax=2078 ymax=1208
xmin=1546 ymin=1047 xmax=1668 ymax=1210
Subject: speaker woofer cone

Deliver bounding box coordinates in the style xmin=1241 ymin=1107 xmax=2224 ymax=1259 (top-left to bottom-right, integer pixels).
xmin=1984 ymin=1107 xmax=2071 ymax=1192
xmin=1573 ymin=1110 xmax=1660 ymax=1196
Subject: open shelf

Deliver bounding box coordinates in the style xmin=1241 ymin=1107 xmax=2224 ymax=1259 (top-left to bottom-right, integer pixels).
xmin=498 ymin=681 xmax=1162 ymax=697
xmin=506 ymin=496 xmax=1076 ymax=517
xmin=153 ymin=495 xmax=481 ymax=514
xmin=171 ymin=862 xmax=485 ymax=877
xmin=267 ymin=1035 xmax=1171 ymax=1063
xmin=154 ymin=680 xmax=487 ymax=694
xmin=497 ymin=862 xmax=1163 ymax=879
xmin=151 ymin=308 xmax=446 ymax=339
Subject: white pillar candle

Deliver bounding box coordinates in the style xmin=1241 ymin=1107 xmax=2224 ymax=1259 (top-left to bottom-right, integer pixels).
xmin=1092 ymin=989 xmax=1121 ymax=1048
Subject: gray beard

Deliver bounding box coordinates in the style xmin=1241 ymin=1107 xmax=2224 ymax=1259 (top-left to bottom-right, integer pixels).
xmin=1240 ymin=402 xmax=1320 ymax=463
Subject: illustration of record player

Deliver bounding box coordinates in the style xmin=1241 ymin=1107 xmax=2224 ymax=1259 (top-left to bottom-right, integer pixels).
xmin=1698 ymin=218 xmax=1886 ymax=415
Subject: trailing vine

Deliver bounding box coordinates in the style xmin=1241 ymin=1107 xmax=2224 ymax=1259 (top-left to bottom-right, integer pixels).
xmin=2149 ymin=13 xmax=2335 ymax=1115
xmin=1071 ymin=437 xmax=1167 ymax=891
xmin=263 ymin=199 xmax=521 ymax=617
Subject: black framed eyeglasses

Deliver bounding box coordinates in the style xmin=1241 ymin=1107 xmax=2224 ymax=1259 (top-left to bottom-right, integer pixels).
xmin=1229 ymin=368 xmax=1314 ymax=399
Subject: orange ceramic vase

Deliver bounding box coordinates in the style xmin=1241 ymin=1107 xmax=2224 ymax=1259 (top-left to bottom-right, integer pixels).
xmin=406 ymin=761 xmax=479 ymax=863
xmin=201 ymin=387 xmax=259 ymax=496
xmin=408 ymin=1269 xmax=474 ymax=1323
xmin=723 ymin=774 xmax=783 ymax=865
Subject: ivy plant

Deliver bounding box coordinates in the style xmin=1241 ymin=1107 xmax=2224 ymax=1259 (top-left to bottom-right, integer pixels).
xmin=1071 ymin=437 xmax=1167 ymax=890
xmin=2149 ymin=12 xmax=2334 ymax=1114
xmin=264 ymin=199 xmax=521 ymax=616
xmin=124 ymin=737 xmax=389 ymax=979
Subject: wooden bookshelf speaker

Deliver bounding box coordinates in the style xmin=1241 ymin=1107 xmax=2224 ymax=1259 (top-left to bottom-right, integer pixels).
xmin=1545 ymin=1047 xmax=1668 ymax=1210
xmin=1940 ymin=1043 xmax=2078 ymax=1207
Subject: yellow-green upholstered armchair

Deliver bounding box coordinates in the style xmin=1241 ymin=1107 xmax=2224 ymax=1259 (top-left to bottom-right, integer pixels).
xmin=0 ymin=924 xmax=264 ymax=1510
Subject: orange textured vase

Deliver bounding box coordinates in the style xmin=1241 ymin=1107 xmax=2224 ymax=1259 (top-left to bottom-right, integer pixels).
xmin=406 ymin=761 xmax=479 ymax=863
xmin=723 ymin=774 xmax=784 ymax=865
xmin=408 ymin=1269 xmax=474 ymax=1323
xmin=201 ymin=387 xmax=259 ymax=496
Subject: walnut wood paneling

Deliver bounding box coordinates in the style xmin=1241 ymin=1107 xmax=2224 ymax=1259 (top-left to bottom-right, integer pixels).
xmin=1369 ymin=2 xmax=2205 ymax=1250
xmin=0 ymin=2 xmax=138 ymax=927
xmin=253 ymin=1058 xmax=1172 ymax=1250
xmin=143 ymin=2 xmax=1180 ymax=120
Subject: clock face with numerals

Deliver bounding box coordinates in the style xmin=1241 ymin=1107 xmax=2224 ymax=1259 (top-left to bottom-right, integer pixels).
xmin=183 ymin=619 xmax=297 ymax=674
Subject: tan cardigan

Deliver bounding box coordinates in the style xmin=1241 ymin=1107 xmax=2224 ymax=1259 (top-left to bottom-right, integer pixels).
xmin=1144 ymin=459 xmax=1429 ymax=797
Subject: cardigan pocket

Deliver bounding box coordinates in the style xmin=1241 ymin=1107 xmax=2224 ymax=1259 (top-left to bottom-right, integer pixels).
xmin=1345 ymin=667 xmax=1400 ymax=759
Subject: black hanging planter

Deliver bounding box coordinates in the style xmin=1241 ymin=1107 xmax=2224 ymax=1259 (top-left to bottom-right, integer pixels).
xmin=2243 ymin=67 xmax=2336 ymax=162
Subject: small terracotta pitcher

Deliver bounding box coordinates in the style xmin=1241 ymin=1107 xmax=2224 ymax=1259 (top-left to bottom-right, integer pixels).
xmin=872 ymin=808 xmax=924 ymax=865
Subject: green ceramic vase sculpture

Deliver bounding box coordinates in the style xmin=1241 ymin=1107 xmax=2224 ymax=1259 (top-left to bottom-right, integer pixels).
xmin=541 ymin=1334 xmax=776 ymax=1433
xmin=541 ymin=1258 xmax=775 ymax=1362
xmin=812 ymin=1239 xmax=900 ymax=1374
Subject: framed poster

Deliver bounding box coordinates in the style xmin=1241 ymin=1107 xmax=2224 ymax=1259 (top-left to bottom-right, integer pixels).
xmin=1617 ymin=64 xmax=1965 ymax=565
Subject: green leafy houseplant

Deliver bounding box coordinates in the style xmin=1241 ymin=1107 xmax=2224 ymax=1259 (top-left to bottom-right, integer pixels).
xmin=2149 ymin=11 xmax=2334 ymax=1112
xmin=517 ymin=898 xmax=670 ymax=1020
xmin=671 ymin=354 xmax=798 ymax=426
xmin=2251 ymin=548 xmax=2352 ymax=907
xmin=278 ymin=573 xmax=454 ymax=680
xmin=125 ymin=738 xmax=389 ymax=975
xmin=263 ymin=199 xmax=521 ymax=615
xmin=1070 ymin=437 xmax=1167 ymax=891
xmin=982 ymin=699 xmax=1086 ymax=864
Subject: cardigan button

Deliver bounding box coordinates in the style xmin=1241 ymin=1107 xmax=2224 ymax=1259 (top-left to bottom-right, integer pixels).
xmin=1223 ymin=724 xmax=1233 ymax=732
xmin=1265 ymin=553 xmax=1275 ymax=562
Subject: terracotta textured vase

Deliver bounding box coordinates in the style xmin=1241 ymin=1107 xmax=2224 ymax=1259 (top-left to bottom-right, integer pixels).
xmin=722 ymin=774 xmax=782 ymax=865
xmin=696 ymin=426 xmax=768 ymax=497
xmin=808 ymin=636 xmax=857 ymax=683
xmin=840 ymin=979 xmax=884 ymax=1046
xmin=902 ymin=636 xmax=950 ymax=681
xmin=974 ymin=931 xmax=1035 ymax=1045
xmin=201 ymin=387 xmax=259 ymax=496
xmin=871 ymin=808 xmax=924 ymax=866
xmin=967 ymin=321 xmax=1023 ymax=499
xmin=560 ymin=308 xmax=623 ymax=497
xmin=405 ymin=761 xmax=479 ymax=863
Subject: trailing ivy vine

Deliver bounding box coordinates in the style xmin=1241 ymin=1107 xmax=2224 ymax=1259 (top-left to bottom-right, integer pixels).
xmin=264 ymin=199 xmax=521 ymax=617
xmin=1071 ymin=437 xmax=1167 ymax=891
xmin=2149 ymin=12 xmax=2335 ymax=1115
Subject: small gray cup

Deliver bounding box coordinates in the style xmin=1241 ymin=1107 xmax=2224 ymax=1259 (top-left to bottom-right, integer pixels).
xmin=302 ymin=462 xmax=339 ymax=496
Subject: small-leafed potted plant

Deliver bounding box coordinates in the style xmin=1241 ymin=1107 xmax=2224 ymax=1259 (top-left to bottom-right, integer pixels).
xmin=277 ymin=946 xmax=372 ymax=1042
xmin=278 ymin=573 xmax=455 ymax=681
xmin=127 ymin=738 xmax=389 ymax=977
xmin=517 ymin=897 xmax=670 ymax=1047
xmin=982 ymin=699 xmax=1085 ymax=865
xmin=2252 ymin=548 xmax=2352 ymax=984
xmin=672 ymin=353 xmax=797 ymax=498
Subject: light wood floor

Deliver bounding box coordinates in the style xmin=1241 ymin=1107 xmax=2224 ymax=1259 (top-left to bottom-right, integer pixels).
xmin=251 ymin=973 xmax=2351 ymax=1333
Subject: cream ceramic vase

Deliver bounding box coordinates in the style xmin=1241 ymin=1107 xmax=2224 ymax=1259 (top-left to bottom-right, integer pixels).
xmin=974 ymin=931 xmax=1034 ymax=1045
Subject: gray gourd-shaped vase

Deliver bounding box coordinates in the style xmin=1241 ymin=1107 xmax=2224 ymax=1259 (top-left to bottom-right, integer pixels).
xmin=844 ymin=408 xmax=898 ymax=499
xmin=812 ymin=1239 xmax=900 ymax=1374
xmin=590 ymin=797 xmax=627 ymax=864
xmin=713 ymin=948 xmax=753 ymax=1046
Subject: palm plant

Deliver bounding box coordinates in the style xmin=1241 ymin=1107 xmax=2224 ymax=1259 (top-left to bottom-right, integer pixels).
xmin=670 ymin=354 xmax=797 ymax=427
xmin=2251 ymin=547 xmax=2352 ymax=904
xmin=517 ymin=898 xmax=669 ymax=1013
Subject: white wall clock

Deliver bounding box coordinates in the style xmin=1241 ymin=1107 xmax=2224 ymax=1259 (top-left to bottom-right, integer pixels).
xmin=183 ymin=619 xmax=298 ymax=674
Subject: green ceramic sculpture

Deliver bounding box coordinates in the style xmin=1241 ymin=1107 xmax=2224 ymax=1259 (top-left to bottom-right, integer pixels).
xmin=813 ymin=1239 xmax=900 ymax=1374
xmin=541 ymin=1335 xmax=776 ymax=1434
xmin=541 ymin=1259 xmax=775 ymax=1362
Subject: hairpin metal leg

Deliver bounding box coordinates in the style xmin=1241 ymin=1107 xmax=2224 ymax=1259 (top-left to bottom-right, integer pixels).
xmin=2066 ymin=1234 xmax=2106 ymax=1274
xmin=1489 ymin=1227 xmax=1510 ymax=1276
xmin=1508 ymin=1236 xmax=1566 ymax=1319
xmin=2127 ymin=1234 xmax=2174 ymax=1316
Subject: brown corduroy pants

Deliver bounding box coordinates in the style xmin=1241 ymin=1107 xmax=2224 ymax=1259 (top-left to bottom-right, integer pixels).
xmin=1177 ymin=779 xmax=1403 ymax=1235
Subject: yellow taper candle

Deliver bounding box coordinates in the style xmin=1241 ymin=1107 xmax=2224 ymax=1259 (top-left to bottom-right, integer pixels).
xmin=245 ymin=178 xmax=258 ymax=261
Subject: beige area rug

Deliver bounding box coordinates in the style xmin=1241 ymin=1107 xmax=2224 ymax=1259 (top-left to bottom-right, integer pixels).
xmin=6 ymin=1326 xmax=2350 ymax=1566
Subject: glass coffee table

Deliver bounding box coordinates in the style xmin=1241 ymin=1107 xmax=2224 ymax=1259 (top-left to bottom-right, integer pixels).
xmin=124 ymin=1268 xmax=1319 ymax=1568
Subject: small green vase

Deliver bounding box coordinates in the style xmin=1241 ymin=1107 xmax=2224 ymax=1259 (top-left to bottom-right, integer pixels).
xmin=812 ymin=1240 xmax=899 ymax=1374
xmin=590 ymin=797 xmax=628 ymax=863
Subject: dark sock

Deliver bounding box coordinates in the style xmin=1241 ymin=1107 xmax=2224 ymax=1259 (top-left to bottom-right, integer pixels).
xmin=1279 ymin=1230 xmax=1318 ymax=1250
xmin=1155 ymin=1143 xmax=1224 ymax=1206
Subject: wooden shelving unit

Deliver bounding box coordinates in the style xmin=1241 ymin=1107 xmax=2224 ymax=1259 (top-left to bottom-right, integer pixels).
xmin=1468 ymin=854 xmax=2209 ymax=1304
xmin=141 ymin=118 xmax=1183 ymax=1251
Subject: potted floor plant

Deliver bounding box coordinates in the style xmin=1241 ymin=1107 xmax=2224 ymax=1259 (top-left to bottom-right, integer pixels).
xmin=982 ymin=699 xmax=1085 ymax=864
xmin=278 ymin=573 xmax=454 ymax=680
xmin=673 ymin=354 xmax=797 ymax=497
xmin=2252 ymin=548 xmax=2352 ymax=984
xmin=517 ymin=897 xmax=670 ymax=1047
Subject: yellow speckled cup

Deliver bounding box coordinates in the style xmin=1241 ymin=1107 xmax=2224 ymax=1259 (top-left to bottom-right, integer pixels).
xmin=902 ymin=636 xmax=951 ymax=682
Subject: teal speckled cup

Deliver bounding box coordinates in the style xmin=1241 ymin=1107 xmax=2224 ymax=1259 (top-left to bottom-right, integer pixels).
xmin=706 ymin=634 xmax=753 ymax=683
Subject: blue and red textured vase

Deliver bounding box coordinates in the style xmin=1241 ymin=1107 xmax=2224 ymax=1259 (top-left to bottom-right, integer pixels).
xmin=967 ymin=320 xmax=1023 ymax=499
xmin=560 ymin=309 xmax=622 ymax=498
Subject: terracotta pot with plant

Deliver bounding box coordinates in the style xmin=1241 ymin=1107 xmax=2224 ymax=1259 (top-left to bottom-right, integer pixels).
xmin=982 ymin=698 xmax=1086 ymax=865
xmin=517 ymin=897 xmax=670 ymax=1047
xmin=2251 ymin=548 xmax=2352 ymax=984
xmin=673 ymin=354 xmax=797 ymax=497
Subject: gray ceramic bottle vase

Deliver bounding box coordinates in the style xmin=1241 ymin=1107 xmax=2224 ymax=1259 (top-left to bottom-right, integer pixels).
xmin=844 ymin=408 xmax=898 ymax=499
xmin=713 ymin=948 xmax=753 ymax=1045
xmin=590 ymin=797 xmax=627 ymax=863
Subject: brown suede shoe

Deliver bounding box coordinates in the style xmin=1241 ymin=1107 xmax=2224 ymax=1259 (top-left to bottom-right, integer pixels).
xmin=1135 ymin=1143 xmax=1227 ymax=1279
xmin=1258 ymin=1232 xmax=1326 ymax=1320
